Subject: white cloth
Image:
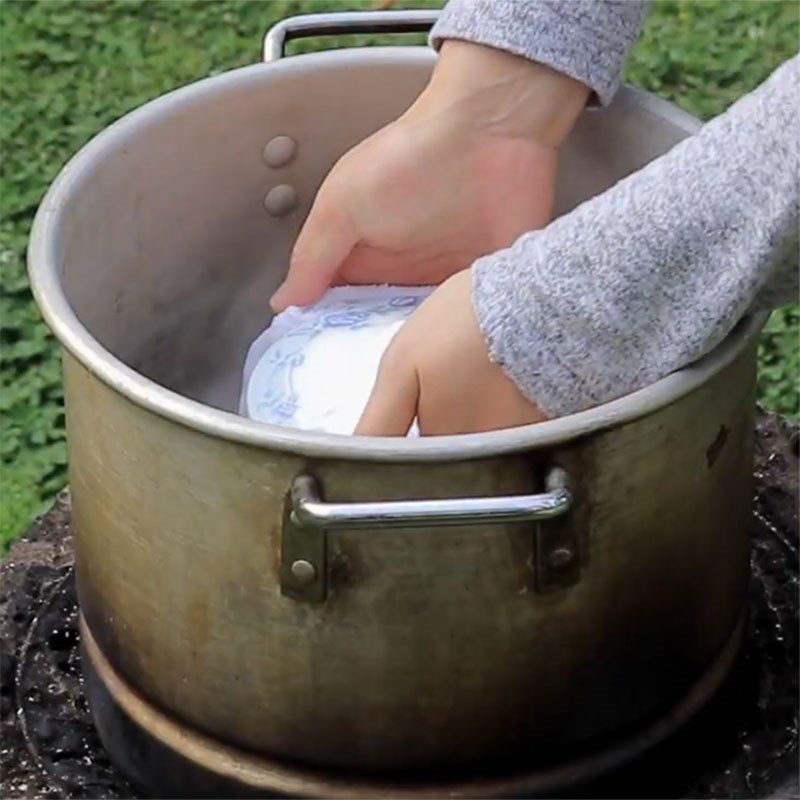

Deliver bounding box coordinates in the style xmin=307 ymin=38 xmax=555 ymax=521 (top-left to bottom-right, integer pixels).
xmin=241 ymin=286 xmax=433 ymax=435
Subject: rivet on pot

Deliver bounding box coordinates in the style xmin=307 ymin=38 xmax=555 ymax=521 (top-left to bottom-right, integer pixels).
xmin=290 ymin=559 xmax=317 ymax=586
xmin=547 ymin=547 xmax=574 ymax=570
xmin=264 ymin=185 xmax=297 ymax=217
xmin=262 ymin=135 xmax=297 ymax=168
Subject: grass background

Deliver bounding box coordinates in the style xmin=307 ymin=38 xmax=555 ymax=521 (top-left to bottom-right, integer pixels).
xmin=1 ymin=0 xmax=798 ymax=547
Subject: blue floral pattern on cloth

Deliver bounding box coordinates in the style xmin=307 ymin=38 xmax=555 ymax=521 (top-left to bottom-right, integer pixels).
xmin=240 ymin=286 xmax=433 ymax=435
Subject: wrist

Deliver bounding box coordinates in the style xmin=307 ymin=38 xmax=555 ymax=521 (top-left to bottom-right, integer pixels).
xmin=410 ymin=40 xmax=589 ymax=147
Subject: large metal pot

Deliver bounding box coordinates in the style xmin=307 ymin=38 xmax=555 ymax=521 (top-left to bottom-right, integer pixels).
xmin=28 ymin=10 xmax=762 ymax=798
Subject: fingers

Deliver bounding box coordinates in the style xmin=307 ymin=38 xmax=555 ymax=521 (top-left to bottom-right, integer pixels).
xmin=354 ymin=350 xmax=419 ymax=437
xmin=270 ymin=195 xmax=358 ymax=311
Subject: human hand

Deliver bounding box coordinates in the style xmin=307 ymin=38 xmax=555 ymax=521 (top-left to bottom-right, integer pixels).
xmin=354 ymin=269 xmax=546 ymax=436
xmin=270 ymin=41 xmax=589 ymax=311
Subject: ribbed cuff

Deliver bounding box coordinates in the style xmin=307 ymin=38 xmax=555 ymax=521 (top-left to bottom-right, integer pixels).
xmin=431 ymin=0 xmax=646 ymax=106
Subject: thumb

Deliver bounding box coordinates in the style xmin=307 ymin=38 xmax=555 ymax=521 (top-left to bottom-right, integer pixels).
xmin=354 ymin=351 xmax=419 ymax=437
xmin=271 ymin=198 xmax=357 ymax=311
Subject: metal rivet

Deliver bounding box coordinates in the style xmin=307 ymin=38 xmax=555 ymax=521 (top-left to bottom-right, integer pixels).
xmin=547 ymin=547 xmax=574 ymax=570
xmin=262 ymin=135 xmax=297 ymax=168
xmin=264 ymin=184 xmax=297 ymax=217
xmin=290 ymin=559 xmax=317 ymax=586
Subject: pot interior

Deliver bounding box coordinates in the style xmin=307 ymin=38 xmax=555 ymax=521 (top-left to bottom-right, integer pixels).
xmin=46 ymin=49 xmax=696 ymax=415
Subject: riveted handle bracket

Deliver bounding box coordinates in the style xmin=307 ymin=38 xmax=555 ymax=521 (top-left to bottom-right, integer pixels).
xmin=280 ymin=469 xmax=576 ymax=603
xmin=280 ymin=488 xmax=327 ymax=604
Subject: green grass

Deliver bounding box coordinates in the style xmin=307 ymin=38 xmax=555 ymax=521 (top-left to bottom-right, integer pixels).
xmin=1 ymin=0 xmax=798 ymax=547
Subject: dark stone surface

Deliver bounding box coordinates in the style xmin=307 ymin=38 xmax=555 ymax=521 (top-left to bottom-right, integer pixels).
xmin=1 ymin=411 xmax=797 ymax=799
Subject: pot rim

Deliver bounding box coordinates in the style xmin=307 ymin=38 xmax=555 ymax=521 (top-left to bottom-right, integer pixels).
xmin=27 ymin=48 xmax=764 ymax=463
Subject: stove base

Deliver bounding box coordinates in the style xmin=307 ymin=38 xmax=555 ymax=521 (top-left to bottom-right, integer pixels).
xmin=81 ymin=613 xmax=745 ymax=799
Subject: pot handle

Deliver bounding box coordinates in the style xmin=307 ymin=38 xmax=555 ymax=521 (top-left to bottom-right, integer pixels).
xmin=263 ymin=9 xmax=440 ymax=62
xmin=290 ymin=468 xmax=571 ymax=530
xmin=281 ymin=468 xmax=577 ymax=603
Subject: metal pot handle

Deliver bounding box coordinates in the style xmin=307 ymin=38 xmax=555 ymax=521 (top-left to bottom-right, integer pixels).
xmin=281 ymin=468 xmax=577 ymax=603
xmin=291 ymin=468 xmax=571 ymax=530
xmin=263 ymin=9 xmax=440 ymax=62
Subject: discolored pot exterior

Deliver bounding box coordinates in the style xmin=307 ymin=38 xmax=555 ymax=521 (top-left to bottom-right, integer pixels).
xmin=64 ymin=332 xmax=755 ymax=770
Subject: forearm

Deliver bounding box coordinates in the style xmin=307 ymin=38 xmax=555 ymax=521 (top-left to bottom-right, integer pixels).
xmin=431 ymin=0 xmax=648 ymax=105
xmin=413 ymin=40 xmax=589 ymax=147
xmin=473 ymin=56 xmax=800 ymax=418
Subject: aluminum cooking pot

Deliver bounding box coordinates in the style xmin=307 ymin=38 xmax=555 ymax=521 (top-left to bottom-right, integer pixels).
xmin=28 ymin=10 xmax=763 ymax=798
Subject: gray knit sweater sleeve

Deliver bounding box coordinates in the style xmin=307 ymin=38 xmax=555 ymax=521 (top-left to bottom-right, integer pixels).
xmin=472 ymin=56 xmax=800 ymax=418
xmin=431 ymin=0 xmax=647 ymax=105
